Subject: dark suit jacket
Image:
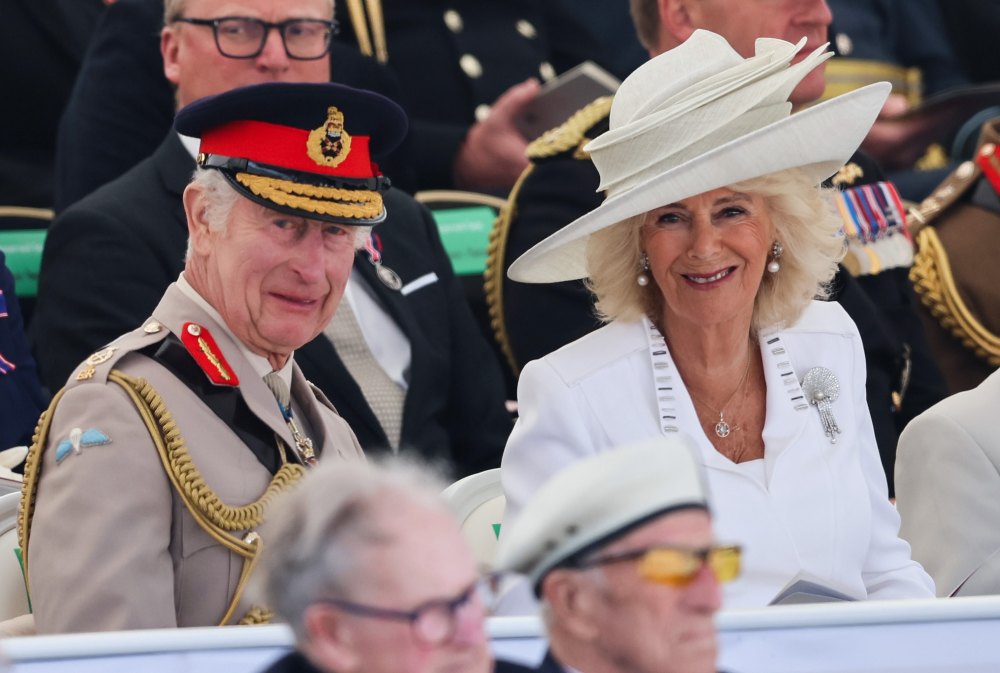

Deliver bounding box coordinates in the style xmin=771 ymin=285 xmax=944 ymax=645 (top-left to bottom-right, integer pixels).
xmin=0 ymin=0 xmax=104 ymax=208
xmin=54 ymin=0 xmax=414 ymax=213
xmin=31 ymin=135 xmax=510 ymax=478
xmin=496 ymin=110 xmax=945 ymax=495
xmin=0 ymin=251 xmax=47 ymax=449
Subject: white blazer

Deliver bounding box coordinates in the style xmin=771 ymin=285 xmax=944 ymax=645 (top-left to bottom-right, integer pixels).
xmin=896 ymin=368 xmax=1000 ymax=597
xmin=502 ymin=301 xmax=933 ymax=607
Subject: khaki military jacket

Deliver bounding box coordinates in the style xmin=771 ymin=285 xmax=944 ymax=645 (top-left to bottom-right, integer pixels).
xmin=23 ymin=284 xmax=364 ymax=633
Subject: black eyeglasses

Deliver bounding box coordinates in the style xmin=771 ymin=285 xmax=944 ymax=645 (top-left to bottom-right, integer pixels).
xmin=314 ymin=575 xmax=506 ymax=646
xmin=174 ymin=16 xmax=338 ymax=60
xmin=576 ymin=544 xmax=742 ymax=587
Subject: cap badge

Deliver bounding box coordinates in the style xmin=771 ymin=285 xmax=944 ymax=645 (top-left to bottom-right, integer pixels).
xmin=307 ymin=106 xmax=352 ymax=168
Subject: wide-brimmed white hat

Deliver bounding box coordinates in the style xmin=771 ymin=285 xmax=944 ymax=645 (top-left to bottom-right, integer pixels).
xmin=508 ymin=30 xmax=890 ymax=284
xmin=494 ymin=436 xmax=710 ymax=592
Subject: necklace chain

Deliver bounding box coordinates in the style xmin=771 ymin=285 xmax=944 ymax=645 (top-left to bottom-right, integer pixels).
xmin=687 ymin=346 xmax=753 ymax=439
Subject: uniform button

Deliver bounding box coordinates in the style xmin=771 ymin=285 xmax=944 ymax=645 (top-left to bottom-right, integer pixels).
xmin=475 ymin=104 xmax=491 ymax=122
xmin=187 ymin=324 xmax=202 ymax=336
xmin=539 ymin=61 xmax=556 ymax=82
xmin=443 ymin=9 xmax=462 ymax=33
xmin=144 ymin=321 xmax=163 ymax=334
xmin=516 ymin=19 xmax=537 ymax=39
xmin=460 ymin=54 xmax=483 ymax=78
xmin=835 ymin=32 xmax=853 ymax=56
xmin=956 ymin=161 xmax=975 ymax=179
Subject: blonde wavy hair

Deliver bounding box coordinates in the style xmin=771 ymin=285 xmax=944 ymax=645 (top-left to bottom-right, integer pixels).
xmin=586 ymin=169 xmax=845 ymax=334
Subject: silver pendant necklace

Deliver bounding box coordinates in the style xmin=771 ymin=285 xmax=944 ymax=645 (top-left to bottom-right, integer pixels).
xmin=688 ymin=347 xmax=752 ymax=439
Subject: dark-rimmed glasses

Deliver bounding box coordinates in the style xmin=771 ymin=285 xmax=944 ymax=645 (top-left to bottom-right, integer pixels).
xmin=576 ymin=544 xmax=742 ymax=587
xmin=173 ymin=16 xmax=338 ymax=60
xmin=314 ymin=574 xmax=505 ymax=646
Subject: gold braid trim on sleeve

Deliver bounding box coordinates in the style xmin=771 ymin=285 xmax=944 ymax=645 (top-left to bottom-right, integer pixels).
xmin=484 ymin=164 xmax=535 ymax=377
xmin=910 ymin=227 xmax=1000 ymax=365
xmin=526 ymin=96 xmax=613 ymax=160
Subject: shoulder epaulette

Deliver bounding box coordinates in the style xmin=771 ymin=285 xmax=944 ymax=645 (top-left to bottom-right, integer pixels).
xmin=69 ymin=319 xmax=169 ymax=385
xmin=526 ymin=96 xmax=613 ymax=161
xmin=907 ymin=160 xmax=979 ymax=235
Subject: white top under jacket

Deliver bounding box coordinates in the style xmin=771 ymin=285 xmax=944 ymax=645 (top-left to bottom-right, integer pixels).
xmin=501 ymin=300 xmax=934 ymax=607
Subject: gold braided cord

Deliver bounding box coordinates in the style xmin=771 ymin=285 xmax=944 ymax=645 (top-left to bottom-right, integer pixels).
xmin=235 ymin=174 xmax=383 ymax=221
xmin=526 ymin=96 xmax=613 ymax=160
xmin=365 ymin=0 xmax=387 ymax=63
xmin=344 ymin=0 xmax=373 ymax=59
xmin=484 ymin=164 xmax=535 ymax=376
xmin=107 ymin=371 xmax=304 ymax=624
xmin=110 ymin=372 xmax=306 ymax=534
xmin=911 ymin=227 xmax=1000 ymax=365
xmin=18 ymin=387 xmax=70 ymax=586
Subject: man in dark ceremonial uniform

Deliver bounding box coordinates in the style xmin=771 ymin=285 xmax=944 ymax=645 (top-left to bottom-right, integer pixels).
xmin=334 ymin=0 xmax=605 ymax=192
xmin=908 ymin=118 xmax=1000 ymax=394
xmin=488 ymin=0 xmax=946 ymax=495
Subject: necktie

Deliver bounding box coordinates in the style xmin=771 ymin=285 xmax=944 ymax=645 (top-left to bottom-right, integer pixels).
xmin=324 ymin=302 xmax=405 ymax=451
xmin=263 ymin=372 xmax=317 ymax=466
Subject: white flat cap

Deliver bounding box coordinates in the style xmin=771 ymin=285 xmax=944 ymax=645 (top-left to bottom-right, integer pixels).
xmin=495 ymin=436 xmax=710 ymax=591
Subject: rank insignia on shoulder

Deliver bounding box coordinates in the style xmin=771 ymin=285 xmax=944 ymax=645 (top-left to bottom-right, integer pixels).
xmin=831 ymin=162 xmax=865 ymax=187
xmin=977 ymin=143 xmax=1000 ymax=195
xmin=180 ymin=322 xmax=240 ymax=386
xmin=55 ymin=427 xmax=112 ymax=464
xmin=76 ymin=346 xmax=119 ymax=381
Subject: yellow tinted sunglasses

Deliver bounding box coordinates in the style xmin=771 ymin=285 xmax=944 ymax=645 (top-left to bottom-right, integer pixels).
xmin=582 ymin=544 xmax=742 ymax=587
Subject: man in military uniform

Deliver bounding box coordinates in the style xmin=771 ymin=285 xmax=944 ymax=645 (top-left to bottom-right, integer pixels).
xmin=19 ymin=81 xmax=409 ymax=633
xmin=908 ymin=118 xmax=1000 ymax=393
xmin=488 ymin=0 xmax=946 ymax=495
xmin=334 ymin=0 xmax=605 ymax=192
xmin=33 ymin=0 xmax=513 ymax=480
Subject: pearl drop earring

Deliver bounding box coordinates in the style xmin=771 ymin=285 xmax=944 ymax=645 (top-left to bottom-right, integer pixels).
xmin=637 ymin=252 xmax=650 ymax=286
xmin=767 ymin=240 xmax=783 ymax=273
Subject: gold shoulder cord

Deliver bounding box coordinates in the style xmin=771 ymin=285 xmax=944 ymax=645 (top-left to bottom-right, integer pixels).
xmin=344 ymin=0 xmax=387 ymax=63
xmin=911 ymin=227 xmax=1000 ymax=365
xmin=526 ymin=96 xmax=613 ymax=160
xmin=484 ymin=97 xmax=614 ymax=376
xmin=484 ymin=164 xmax=535 ymax=377
xmin=19 ymin=371 xmax=308 ymax=626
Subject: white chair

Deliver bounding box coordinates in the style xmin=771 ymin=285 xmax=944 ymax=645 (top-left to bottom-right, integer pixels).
xmin=0 ymin=491 xmax=29 ymax=622
xmin=443 ymin=468 xmax=505 ymax=570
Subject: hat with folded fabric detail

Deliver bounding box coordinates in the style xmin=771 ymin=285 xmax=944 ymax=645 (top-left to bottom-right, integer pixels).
xmin=507 ymin=29 xmax=891 ymax=284
xmin=174 ymin=81 xmax=408 ymax=226
xmin=494 ymin=436 xmax=711 ymax=593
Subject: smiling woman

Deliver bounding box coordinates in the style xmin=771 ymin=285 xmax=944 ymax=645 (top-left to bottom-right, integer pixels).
xmin=500 ymin=30 xmax=935 ymax=609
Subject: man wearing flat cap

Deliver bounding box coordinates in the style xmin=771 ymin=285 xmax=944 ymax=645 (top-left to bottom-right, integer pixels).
xmin=495 ymin=437 xmax=736 ymax=673
xmin=19 ymin=82 xmax=406 ymax=634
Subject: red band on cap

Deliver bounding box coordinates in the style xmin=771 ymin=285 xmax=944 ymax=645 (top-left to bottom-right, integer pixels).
xmin=200 ymin=120 xmax=375 ymax=179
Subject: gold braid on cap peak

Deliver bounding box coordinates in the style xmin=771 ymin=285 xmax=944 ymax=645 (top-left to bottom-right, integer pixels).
xmin=236 ymin=173 xmax=384 ymax=220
